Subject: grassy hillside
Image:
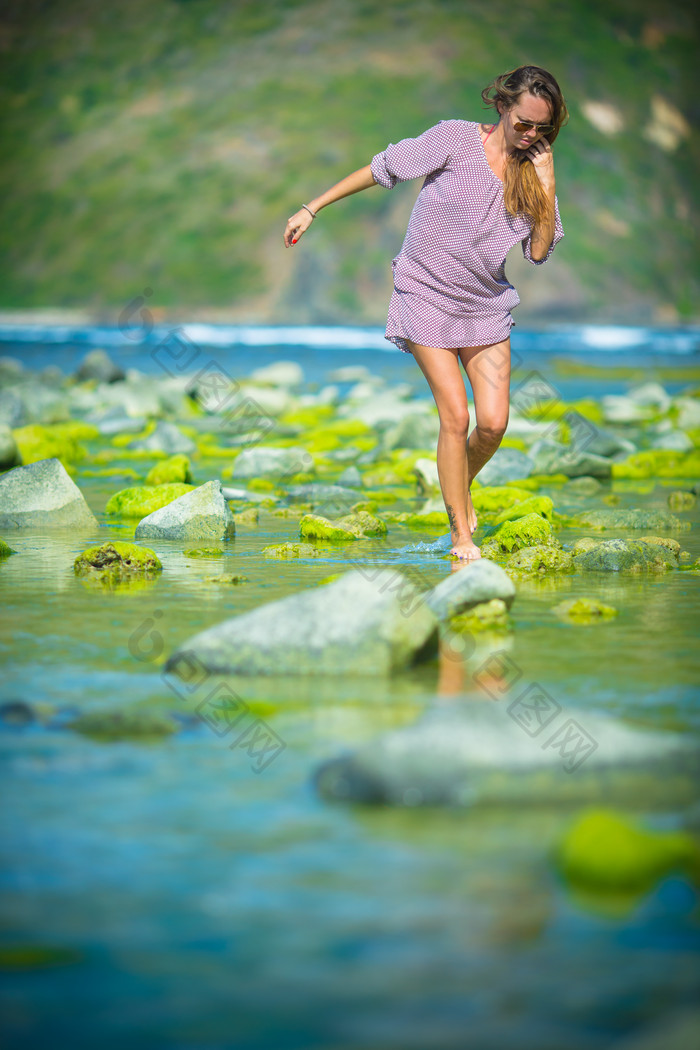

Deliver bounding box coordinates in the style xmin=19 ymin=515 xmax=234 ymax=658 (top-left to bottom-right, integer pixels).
xmin=0 ymin=0 xmax=697 ymax=324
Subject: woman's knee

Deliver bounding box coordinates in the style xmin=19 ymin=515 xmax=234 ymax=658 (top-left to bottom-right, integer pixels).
xmin=439 ymin=404 xmax=470 ymax=439
xmin=476 ymin=415 xmax=509 ymax=444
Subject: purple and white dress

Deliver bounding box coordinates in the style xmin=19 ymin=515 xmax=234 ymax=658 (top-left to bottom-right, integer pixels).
xmin=370 ymin=119 xmax=564 ymax=354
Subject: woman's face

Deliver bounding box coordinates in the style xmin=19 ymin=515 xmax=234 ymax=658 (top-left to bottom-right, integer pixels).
xmin=499 ymin=90 xmax=554 ymax=151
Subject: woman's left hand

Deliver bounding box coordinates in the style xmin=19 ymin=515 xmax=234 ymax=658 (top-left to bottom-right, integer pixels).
xmin=525 ymin=139 xmax=555 ymax=188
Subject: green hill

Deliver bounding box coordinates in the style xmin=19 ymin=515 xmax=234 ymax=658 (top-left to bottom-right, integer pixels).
xmin=0 ymin=0 xmax=697 ymax=325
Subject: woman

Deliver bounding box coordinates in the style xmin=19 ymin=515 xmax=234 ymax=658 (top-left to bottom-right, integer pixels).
xmin=284 ymin=65 xmax=568 ymax=560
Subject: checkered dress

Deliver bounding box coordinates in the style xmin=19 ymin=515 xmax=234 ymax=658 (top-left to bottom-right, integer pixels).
xmin=371 ymin=119 xmax=564 ymax=353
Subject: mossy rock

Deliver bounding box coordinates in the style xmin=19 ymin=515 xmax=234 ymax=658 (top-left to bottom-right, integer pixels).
xmin=145 ymin=454 xmax=192 ymax=486
xmin=111 ymin=421 xmax=157 ymax=448
xmin=68 ymin=707 xmax=178 ymax=741
xmin=612 ymin=449 xmax=700 ymax=480
xmin=12 ymin=423 xmax=89 ymax=468
xmin=232 ymin=507 xmax=260 ymax=525
xmin=555 ymin=809 xmax=700 ymax=892
xmin=573 ymin=539 xmax=678 ymax=574
xmin=299 ymin=514 xmax=357 ymax=541
xmin=471 ymin=485 xmax=534 ymax=515
xmin=401 ymin=511 xmax=450 ymax=528
xmin=449 ymin=599 xmax=511 ymax=633
xmin=74 ymin=541 xmax=162 ymax=580
xmin=572 ymin=537 xmax=600 ymax=555
xmin=334 ymin=510 xmax=387 ymax=537
xmin=262 ymin=542 xmax=321 ymax=558
xmin=493 ymin=494 xmax=555 ymax=525
xmin=202 ymin=573 xmax=249 ymax=583
xmin=0 ymin=537 xmax=17 ymax=559
xmin=183 ymin=547 xmax=225 ymax=558
xmin=638 ymin=535 xmax=681 ymax=558
xmin=80 ymin=466 xmax=142 ymax=481
xmin=552 ymin=598 xmax=619 ymax=623
xmin=105 ymin=482 xmax=194 ymax=518
xmin=668 ymin=490 xmax=696 ymax=511
xmin=506 ymin=544 xmax=574 ymax=576
xmin=484 ymin=512 xmax=555 ymax=554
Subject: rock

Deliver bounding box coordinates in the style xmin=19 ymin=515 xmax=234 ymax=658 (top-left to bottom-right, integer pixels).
xmin=552 ymin=598 xmax=619 ymax=622
xmin=336 ymin=465 xmax=363 ymax=488
xmin=573 ymin=538 xmax=678 ymax=573
xmin=627 ymin=381 xmax=672 ymax=412
xmin=638 ymin=535 xmax=682 ymax=557
xmin=532 ymin=443 xmax=613 ymax=479
xmin=221 ymin=486 xmax=279 ymax=504
xmin=0 ymin=424 xmax=21 ymax=470
xmin=555 ymin=809 xmax=700 ymax=892
xmin=164 ymin=569 xmax=439 ymax=677
xmin=476 ymin=448 xmax=535 ymax=485
xmin=449 ymin=599 xmax=511 ymax=633
xmin=612 ymin=449 xmax=700 ymax=480
xmin=74 ymin=540 xmax=162 ymax=581
xmin=75 ymin=349 xmax=126 ymax=384
xmin=202 ymin=574 xmax=248 ymax=584
xmin=572 ymin=537 xmax=600 ymax=554
xmin=85 ymin=404 xmax=149 ymax=436
xmin=0 ymin=458 xmax=99 ymax=531
xmin=145 ymin=454 xmax=192 ymax=486
xmin=668 ymin=490 xmax=695 ymax=511
xmin=135 ymin=480 xmax=235 ymax=541
xmin=506 ymin=545 xmax=574 ymax=576
xmin=183 ymin=547 xmax=225 ymax=558
xmin=67 ymin=707 xmax=179 ymax=741
xmin=382 ymin=413 xmax=440 ymax=451
xmin=248 ymin=360 xmax=304 ymax=386
xmin=0 ymin=700 xmax=35 ymax=726
xmin=425 ymin=560 xmax=516 ymax=621
xmin=675 ymin=397 xmax=700 ymax=431
xmin=649 ymin=430 xmax=694 ymax=453
xmin=413 ymin=457 xmax=440 ymax=494
xmin=128 ymin=420 xmax=196 ymax=454
xmin=11 ymin=422 xmax=93 ymax=468
xmin=482 ymin=512 xmax=555 ymax=555
xmin=579 ymin=427 xmax=637 ymax=458
xmin=0 ymin=537 xmax=18 ymax=558
xmin=106 ymin=482 xmax=194 ymax=518
xmin=232 ymin=507 xmax=259 ymax=526
xmin=338 ymin=392 xmax=423 ymax=427
xmin=314 ymin=704 xmax=700 ymax=809
xmin=262 ymin=542 xmax=320 ymax=559
xmin=299 ymin=513 xmax=358 ymax=541
xmin=493 ymin=495 xmax=554 ymax=525
xmin=232 ymin=446 xmax=312 ymax=480
xmin=401 ymin=511 xmax=450 ymax=528
xmin=0 ymin=388 xmax=25 ymax=428
xmin=574 ymin=508 xmax=689 ymax=530
xmin=471 ymin=485 xmax=534 ymax=515
xmin=562 ymin=476 xmax=602 ymax=496
xmin=335 ymin=511 xmax=387 ymax=537
xmin=601 ymin=395 xmax=652 ymax=424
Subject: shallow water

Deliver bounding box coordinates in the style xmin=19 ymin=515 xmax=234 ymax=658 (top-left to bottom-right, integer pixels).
xmin=1 ymin=337 xmax=700 ymax=1048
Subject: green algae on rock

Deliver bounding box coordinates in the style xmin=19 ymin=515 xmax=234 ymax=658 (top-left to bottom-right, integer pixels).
xmin=571 ymin=508 xmax=690 ymax=531
xmin=134 ymin=480 xmax=235 ymax=542
xmin=105 ymin=482 xmax=194 ymax=518
xmin=482 ymin=512 xmax=555 ymax=555
xmin=471 ymin=486 xmax=535 ymax=516
xmin=573 ymin=538 xmax=679 ymax=574
xmin=232 ymin=507 xmax=260 ymax=526
xmin=0 ymin=538 xmax=17 ymax=558
xmin=183 ymin=547 xmax=225 ymax=558
xmin=299 ymin=514 xmax=358 ymax=541
xmin=67 ymin=707 xmax=178 ymax=741
xmin=552 ymin=598 xmax=619 ymax=623
xmin=202 ymin=573 xmax=249 ymax=584
xmin=493 ymin=494 xmax=555 ymax=526
xmin=612 ymin=449 xmax=700 ymax=480
xmin=667 ymin=489 xmax=696 ymax=511
xmin=555 ymin=809 xmax=700 ymax=893
xmin=74 ymin=540 xmax=163 ymax=581
xmin=449 ymin=599 xmax=511 ymax=633
xmin=262 ymin=542 xmax=320 ymax=559
xmin=506 ymin=544 xmax=574 ymax=577
xmin=145 ymin=454 xmax=193 ymax=486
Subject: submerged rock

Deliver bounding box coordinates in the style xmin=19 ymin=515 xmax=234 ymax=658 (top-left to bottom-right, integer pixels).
xmin=506 ymin=545 xmax=574 ymax=576
xmin=482 ymin=512 xmax=555 ymax=555
xmin=135 ymin=480 xmax=235 ymax=541
xmin=0 ymin=537 xmax=17 ymax=558
xmin=262 ymin=542 xmax=320 ymax=559
xmin=314 ymin=704 xmax=699 ymax=810
xmin=0 ymin=458 xmax=99 ymax=531
xmin=573 ymin=539 xmax=679 ymax=573
xmin=164 ymin=569 xmax=439 ymax=677
xmin=552 ymin=598 xmax=619 ymax=622
xmin=573 ymin=507 xmax=689 ymax=531
xmin=555 ymin=809 xmax=700 ymax=892
xmin=68 ymin=707 xmax=178 ymax=741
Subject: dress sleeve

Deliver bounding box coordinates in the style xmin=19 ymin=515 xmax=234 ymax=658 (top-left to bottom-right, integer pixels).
xmin=522 ymin=194 xmax=564 ymax=265
xmin=371 ymin=119 xmax=458 ymax=189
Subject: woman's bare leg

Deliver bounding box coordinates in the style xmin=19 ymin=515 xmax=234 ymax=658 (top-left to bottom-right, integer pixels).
xmin=407 ymin=341 xmax=481 ymax=561
xmin=460 ymin=338 xmax=512 ymax=523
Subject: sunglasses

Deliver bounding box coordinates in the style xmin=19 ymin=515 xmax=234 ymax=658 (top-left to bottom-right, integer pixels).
xmin=513 ymin=119 xmax=555 ymax=135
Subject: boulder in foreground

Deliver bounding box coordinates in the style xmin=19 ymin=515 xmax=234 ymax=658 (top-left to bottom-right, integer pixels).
xmin=135 ymin=480 xmax=235 ymax=541
xmin=164 ymin=569 xmax=439 ymax=677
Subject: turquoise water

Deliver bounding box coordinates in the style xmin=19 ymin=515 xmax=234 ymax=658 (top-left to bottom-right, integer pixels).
xmin=1 ymin=330 xmax=700 ymax=1048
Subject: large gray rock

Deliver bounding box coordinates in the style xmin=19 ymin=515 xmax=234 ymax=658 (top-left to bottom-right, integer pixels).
xmin=164 ymin=569 xmax=439 ymax=677
xmin=314 ymin=704 xmax=699 ymax=810
xmin=135 ymin=479 xmax=235 ymax=541
xmin=382 ymin=413 xmax=440 ymax=451
xmin=0 ymin=458 xmax=99 ymax=530
xmin=75 ymin=349 xmax=126 ymax=384
xmin=232 ymin=446 xmax=312 ymax=480
xmin=128 ymin=420 xmax=196 ymax=454
xmin=248 ymin=360 xmax=304 ymax=387
xmin=573 ymin=539 xmax=678 ymax=574
xmin=426 ymin=560 xmax=516 ymax=621
xmin=531 ymin=441 xmax=613 ymax=478
xmin=0 ymin=424 xmax=21 ymax=471
xmin=477 ymin=448 xmax=534 ymax=485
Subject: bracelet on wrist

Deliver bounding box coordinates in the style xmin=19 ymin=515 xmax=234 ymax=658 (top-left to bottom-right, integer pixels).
xmin=302 ymin=203 xmax=317 ymax=219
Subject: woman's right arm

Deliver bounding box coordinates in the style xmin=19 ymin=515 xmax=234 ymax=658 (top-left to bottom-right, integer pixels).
xmin=283 ymin=164 xmax=377 ymax=247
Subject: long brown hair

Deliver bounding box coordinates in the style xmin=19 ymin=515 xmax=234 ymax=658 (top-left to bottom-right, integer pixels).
xmin=481 ymin=65 xmax=568 ymax=226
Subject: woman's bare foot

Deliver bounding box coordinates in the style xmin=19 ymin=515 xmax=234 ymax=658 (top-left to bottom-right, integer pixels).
xmin=450 ymin=534 xmax=482 ymax=560
xmin=466 ymin=489 xmax=478 ymax=535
